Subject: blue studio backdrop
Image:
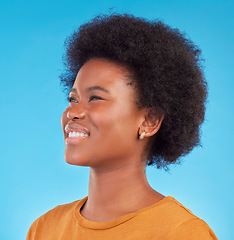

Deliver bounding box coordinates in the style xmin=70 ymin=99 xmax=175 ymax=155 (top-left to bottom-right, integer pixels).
xmin=0 ymin=0 xmax=233 ymax=239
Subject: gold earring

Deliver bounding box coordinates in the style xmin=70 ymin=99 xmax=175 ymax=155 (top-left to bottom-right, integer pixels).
xmin=139 ymin=130 xmax=146 ymax=140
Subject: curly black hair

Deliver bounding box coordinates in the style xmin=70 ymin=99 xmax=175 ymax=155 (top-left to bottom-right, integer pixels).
xmin=60 ymin=13 xmax=207 ymax=169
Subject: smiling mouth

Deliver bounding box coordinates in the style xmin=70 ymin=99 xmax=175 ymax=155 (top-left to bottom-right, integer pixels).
xmin=68 ymin=131 xmax=89 ymax=138
xmin=66 ymin=131 xmax=89 ymax=144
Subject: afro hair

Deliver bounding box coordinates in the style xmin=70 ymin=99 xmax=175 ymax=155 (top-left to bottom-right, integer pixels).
xmin=60 ymin=13 xmax=207 ymax=169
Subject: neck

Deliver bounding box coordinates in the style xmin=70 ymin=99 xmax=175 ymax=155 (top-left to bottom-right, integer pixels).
xmin=81 ymin=159 xmax=164 ymax=221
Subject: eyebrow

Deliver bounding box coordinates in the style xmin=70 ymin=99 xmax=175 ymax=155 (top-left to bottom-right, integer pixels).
xmin=69 ymin=86 xmax=111 ymax=95
xmin=87 ymin=86 xmax=110 ymax=94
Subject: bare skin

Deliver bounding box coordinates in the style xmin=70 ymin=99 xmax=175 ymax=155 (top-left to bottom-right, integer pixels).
xmin=61 ymin=58 xmax=164 ymax=222
xmin=82 ymin=163 xmax=165 ymax=222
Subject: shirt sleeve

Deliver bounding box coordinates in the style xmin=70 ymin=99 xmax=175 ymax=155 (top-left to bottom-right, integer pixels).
xmin=166 ymin=218 xmax=218 ymax=240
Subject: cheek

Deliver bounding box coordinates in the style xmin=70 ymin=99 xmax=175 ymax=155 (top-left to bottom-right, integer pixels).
xmin=89 ymin=106 xmax=138 ymax=142
xmin=86 ymin=105 xmax=113 ymax=129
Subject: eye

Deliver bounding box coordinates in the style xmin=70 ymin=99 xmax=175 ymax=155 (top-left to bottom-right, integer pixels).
xmin=89 ymin=95 xmax=104 ymax=102
xmin=68 ymin=96 xmax=78 ymax=103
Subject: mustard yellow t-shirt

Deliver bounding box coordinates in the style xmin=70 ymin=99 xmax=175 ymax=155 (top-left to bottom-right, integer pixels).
xmin=26 ymin=196 xmax=218 ymax=239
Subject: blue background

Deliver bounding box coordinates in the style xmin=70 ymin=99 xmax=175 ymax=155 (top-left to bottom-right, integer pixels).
xmin=0 ymin=0 xmax=233 ymax=239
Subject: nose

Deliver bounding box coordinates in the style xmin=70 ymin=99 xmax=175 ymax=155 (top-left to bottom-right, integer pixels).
xmin=66 ymin=104 xmax=85 ymax=120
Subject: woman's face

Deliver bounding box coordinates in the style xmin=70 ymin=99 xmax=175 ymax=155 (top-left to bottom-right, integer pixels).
xmin=61 ymin=58 xmax=145 ymax=170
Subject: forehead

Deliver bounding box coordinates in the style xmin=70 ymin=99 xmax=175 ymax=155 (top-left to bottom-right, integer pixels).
xmin=72 ymin=58 xmax=134 ymax=90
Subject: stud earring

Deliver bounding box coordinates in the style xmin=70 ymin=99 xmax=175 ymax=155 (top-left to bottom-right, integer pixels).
xmin=139 ymin=130 xmax=146 ymax=140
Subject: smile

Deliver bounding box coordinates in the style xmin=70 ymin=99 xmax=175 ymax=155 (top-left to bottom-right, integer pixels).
xmin=66 ymin=131 xmax=89 ymax=144
xmin=68 ymin=131 xmax=89 ymax=138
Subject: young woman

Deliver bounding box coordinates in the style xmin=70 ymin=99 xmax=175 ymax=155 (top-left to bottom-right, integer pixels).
xmin=27 ymin=13 xmax=218 ymax=239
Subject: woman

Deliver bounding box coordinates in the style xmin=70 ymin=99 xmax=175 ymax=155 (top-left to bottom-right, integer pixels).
xmin=27 ymin=13 xmax=218 ymax=239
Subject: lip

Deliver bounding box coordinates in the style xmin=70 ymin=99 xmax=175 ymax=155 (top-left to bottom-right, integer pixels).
xmin=65 ymin=135 xmax=89 ymax=144
xmin=64 ymin=122 xmax=90 ymax=144
xmin=65 ymin=122 xmax=90 ymax=135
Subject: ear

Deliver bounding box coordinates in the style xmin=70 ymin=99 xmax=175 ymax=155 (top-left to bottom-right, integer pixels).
xmin=139 ymin=108 xmax=164 ymax=138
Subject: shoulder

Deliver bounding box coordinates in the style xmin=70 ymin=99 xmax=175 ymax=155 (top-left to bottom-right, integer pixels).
xmin=155 ymin=197 xmax=218 ymax=239
xmin=143 ymin=196 xmax=199 ymax=224
xmin=26 ymin=197 xmax=86 ymax=239
xmin=166 ymin=218 xmax=218 ymax=240
xmin=35 ymin=199 xmax=80 ymax=222
xmin=137 ymin=196 xmax=218 ymax=239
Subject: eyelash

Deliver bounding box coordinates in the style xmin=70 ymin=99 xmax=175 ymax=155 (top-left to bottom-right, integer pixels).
xmin=89 ymin=95 xmax=103 ymax=101
xmin=67 ymin=96 xmax=77 ymax=103
xmin=68 ymin=95 xmax=103 ymax=103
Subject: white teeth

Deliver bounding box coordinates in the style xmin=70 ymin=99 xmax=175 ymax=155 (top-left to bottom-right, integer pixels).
xmin=68 ymin=131 xmax=88 ymax=138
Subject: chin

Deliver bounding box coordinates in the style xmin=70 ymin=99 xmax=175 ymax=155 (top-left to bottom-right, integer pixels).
xmin=64 ymin=152 xmax=90 ymax=166
xmin=65 ymin=158 xmax=90 ymax=167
